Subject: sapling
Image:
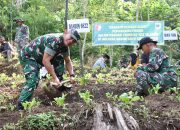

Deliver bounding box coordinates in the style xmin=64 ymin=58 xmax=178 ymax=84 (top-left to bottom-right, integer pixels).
xmin=105 ymin=73 xmax=111 ymax=78
xmin=11 ymin=82 xmax=17 ymax=89
xmin=0 ymin=73 xmax=10 ymax=85
xmin=106 ymin=91 xmax=141 ymax=107
xmin=54 ymin=93 xmax=67 ymax=108
xmin=96 ymin=73 xmax=104 ymax=84
xmin=22 ymin=98 xmax=40 ymax=113
xmin=8 ymin=103 xmax=16 ymax=111
xmin=149 ymin=84 xmax=161 ymax=94
xmin=79 ymin=73 xmax=91 ymax=86
xmin=106 ymin=92 xmax=113 ymax=99
xmin=175 ymin=96 xmax=180 ymax=102
xmin=106 ymin=92 xmax=118 ymax=102
xmin=79 ymin=90 xmax=93 ymax=106
xmin=168 ymin=87 xmax=179 ymax=95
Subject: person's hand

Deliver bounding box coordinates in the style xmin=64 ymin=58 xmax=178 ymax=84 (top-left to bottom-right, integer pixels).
xmin=70 ymin=76 xmax=76 ymax=84
xmin=52 ymin=77 xmax=61 ymax=86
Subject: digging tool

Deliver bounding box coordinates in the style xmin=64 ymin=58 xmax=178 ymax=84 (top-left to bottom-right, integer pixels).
xmin=43 ymin=79 xmax=73 ymax=99
xmin=50 ymin=79 xmax=73 ymax=91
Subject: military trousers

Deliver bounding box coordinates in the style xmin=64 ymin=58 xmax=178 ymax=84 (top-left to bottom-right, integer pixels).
xmin=135 ymin=69 xmax=177 ymax=95
xmin=18 ymin=54 xmax=65 ymax=103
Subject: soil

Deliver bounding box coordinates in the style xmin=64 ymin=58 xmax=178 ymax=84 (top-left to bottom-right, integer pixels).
xmin=0 ymin=60 xmax=180 ymax=130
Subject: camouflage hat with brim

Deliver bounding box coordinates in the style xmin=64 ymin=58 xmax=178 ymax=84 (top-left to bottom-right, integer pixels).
xmin=137 ymin=37 xmax=157 ymax=50
xmin=70 ymin=29 xmax=80 ymax=43
xmin=13 ymin=18 xmax=25 ymax=22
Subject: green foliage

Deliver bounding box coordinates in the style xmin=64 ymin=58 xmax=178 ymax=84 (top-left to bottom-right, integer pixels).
xmin=7 ymin=103 xmax=16 ymax=111
xmin=134 ymin=105 xmax=149 ymax=119
xmin=0 ymin=73 xmax=24 ymax=89
xmin=0 ymin=93 xmax=13 ymax=105
xmin=22 ymin=98 xmax=40 ymax=113
xmin=3 ymin=112 xmax=75 ymax=130
xmin=78 ymin=73 xmax=91 ymax=86
xmin=176 ymin=96 xmax=180 ymax=102
xmin=148 ymin=84 xmax=161 ymax=94
xmin=119 ymin=91 xmax=141 ymax=104
xmin=17 ymin=112 xmax=59 ymax=130
xmin=2 ymin=123 xmax=16 ymax=130
xmin=168 ymin=87 xmax=179 ymax=95
xmin=79 ymin=90 xmax=93 ymax=106
xmin=106 ymin=91 xmax=142 ymax=107
xmin=1 ymin=0 xmax=179 ymax=62
xmin=106 ymin=92 xmax=119 ymax=102
xmin=54 ymin=93 xmax=67 ymax=108
xmin=0 ymin=73 xmax=10 ymax=85
xmin=96 ymin=73 xmax=105 ymax=84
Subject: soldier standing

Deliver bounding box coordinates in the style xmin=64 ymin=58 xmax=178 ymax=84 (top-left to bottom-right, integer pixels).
xmin=0 ymin=36 xmax=12 ymax=61
xmin=135 ymin=37 xmax=177 ymax=96
xmin=17 ymin=30 xmax=80 ymax=110
xmin=14 ymin=18 xmax=29 ymax=53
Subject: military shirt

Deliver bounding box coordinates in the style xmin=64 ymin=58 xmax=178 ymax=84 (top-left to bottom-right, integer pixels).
xmin=138 ymin=48 xmax=174 ymax=73
xmin=141 ymin=53 xmax=149 ymax=64
xmin=21 ymin=33 xmax=69 ymax=65
xmin=15 ymin=24 xmax=29 ymax=43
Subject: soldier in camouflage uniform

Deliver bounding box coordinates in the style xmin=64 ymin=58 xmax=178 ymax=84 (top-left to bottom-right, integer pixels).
xmin=14 ymin=18 xmax=29 ymax=53
xmin=135 ymin=37 xmax=177 ymax=96
xmin=17 ymin=30 xmax=80 ymax=110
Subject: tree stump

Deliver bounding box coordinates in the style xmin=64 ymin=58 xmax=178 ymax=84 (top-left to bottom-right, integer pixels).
xmin=92 ymin=103 xmax=140 ymax=130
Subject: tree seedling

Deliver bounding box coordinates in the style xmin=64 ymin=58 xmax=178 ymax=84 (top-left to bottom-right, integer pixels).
xmin=175 ymin=95 xmax=180 ymax=102
xmin=54 ymin=93 xmax=67 ymax=108
xmin=96 ymin=73 xmax=105 ymax=84
xmin=149 ymin=84 xmax=161 ymax=94
xmin=22 ymin=98 xmax=40 ymax=113
xmin=79 ymin=73 xmax=91 ymax=86
xmin=79 ymin=90 xmax=93 ymax=106
xmin=168 ymin=87 xmax=179 ymax=95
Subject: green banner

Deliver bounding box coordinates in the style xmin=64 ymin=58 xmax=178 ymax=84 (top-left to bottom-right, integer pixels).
xmin=92 ymin=21 xmax=164 ymax=46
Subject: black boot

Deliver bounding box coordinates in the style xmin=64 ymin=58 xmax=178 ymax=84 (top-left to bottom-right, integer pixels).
xmin=136 ymin=85 xmax=149 ymax=97
xmin=17 ymin=101 xmax=24 ymax=110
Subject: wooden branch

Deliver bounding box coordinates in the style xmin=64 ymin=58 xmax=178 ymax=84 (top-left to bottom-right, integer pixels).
xmin=107 ymin=103 xmax=114 ymax=120
xmin=92 ymin=104 xmax=108 ymax=130
xmin=113 ymin=107 xmax=129 ymax=130
xmin=122 ymin=110 xmax=140 ymax=130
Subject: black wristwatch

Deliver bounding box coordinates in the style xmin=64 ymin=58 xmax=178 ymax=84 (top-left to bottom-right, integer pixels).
xmin=70 ymin=74 xmax=75 ymax=77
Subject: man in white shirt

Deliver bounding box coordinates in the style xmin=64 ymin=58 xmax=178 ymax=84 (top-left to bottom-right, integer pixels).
xmin=93 ymin=54 xmax=110 ymax=69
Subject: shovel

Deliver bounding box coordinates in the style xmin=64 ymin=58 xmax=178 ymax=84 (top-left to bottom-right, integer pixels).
xmin=43 ymin=79 xmax=72 ymax=99
xmin=50 ymin=79 xmax=72 ymax=91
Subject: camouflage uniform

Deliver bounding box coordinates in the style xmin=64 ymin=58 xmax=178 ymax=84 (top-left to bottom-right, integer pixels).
xmin=18 ymin=33 xmax=69 ymax=103
xmin=135 ymin=48 xmax=177 ymax=95
xmin=15 ymin=24 xmax=29 ymax=52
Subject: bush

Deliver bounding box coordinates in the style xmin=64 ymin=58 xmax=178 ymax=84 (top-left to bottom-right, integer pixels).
xmin=17 ymin=112 xmax=59 ymax=130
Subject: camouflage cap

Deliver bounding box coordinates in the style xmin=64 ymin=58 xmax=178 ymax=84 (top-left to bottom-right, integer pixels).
xmin=13 ymin=18 xmax=25 ymax=22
